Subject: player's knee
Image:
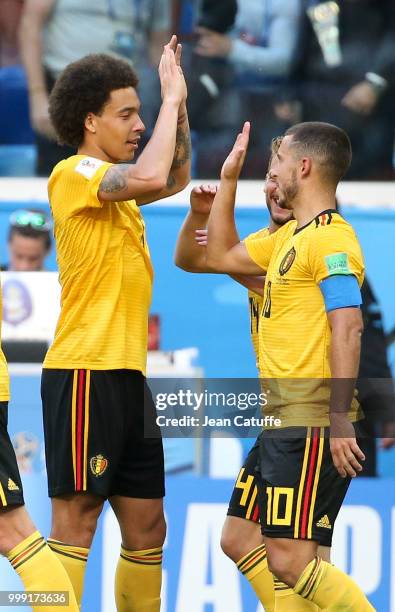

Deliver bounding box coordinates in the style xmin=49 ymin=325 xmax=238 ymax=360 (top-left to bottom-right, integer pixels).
xmin=221 ymin=517 xmax=264 ymax=563
xmin=122 ymin=510 xmax=166 ymax=551
xmin=220 ymin=528 xmax=240 ymax=563
xmin=148 ymin=512 xmax=166 ymax=546
xmin=76 ymin=506 xmax=102 ymax=539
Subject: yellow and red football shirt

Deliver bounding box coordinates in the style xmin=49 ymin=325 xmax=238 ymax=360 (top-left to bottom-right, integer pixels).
xmin=245 ymin=211 xmax=365 ymax=426
xmin=44 ymin=155 xmax=153 ymax=374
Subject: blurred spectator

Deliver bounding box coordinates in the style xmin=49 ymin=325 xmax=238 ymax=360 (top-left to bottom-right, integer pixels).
xmin=1 ymin=209 xmax=52 ymax=271
xmin=191 ymin=0 xmax=301 ymax=177
xmin=19 ymin=0 xmax=170 ymax=176
xmin=280 ymin=0 xmax=395 ymax=180
xmin=0 ymin=0 xmax=23 ymax=67
xmin=357 ymin=278 xmax=395 ymax=476
xmin=183 ymin=0 xmax=237 ymax=131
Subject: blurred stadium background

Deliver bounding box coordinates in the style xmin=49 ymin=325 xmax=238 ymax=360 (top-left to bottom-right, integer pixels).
xmin=0 ymin=1 xmax=395 ymax=610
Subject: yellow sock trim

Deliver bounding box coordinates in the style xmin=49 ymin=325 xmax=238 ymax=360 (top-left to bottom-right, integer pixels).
xmin=7 ymin=531 xmax=78 ymax=611
xmin=47 ymin=539 xmax=89 ymax=563
xmin=237 ymin=545 xmax=275 ymax=612
xmin=47 ymin=539 xmax=89 ymax=607
xmin=7 ymin=531 xmax=46 ymax=570
xmin=115 ymin=546 xmax=162 ymax=612
xmin=274 ymin=578 xmax=319 ymax=611
xmin=237 ymin=544 xmax=267 ymax=579
xmin=120 ymin=545 xmax=163 ymax=566
xmin=295 ymin=557 xmax=375 ymax=611
xmin=295 ymin=557 xmax=325 ymax=600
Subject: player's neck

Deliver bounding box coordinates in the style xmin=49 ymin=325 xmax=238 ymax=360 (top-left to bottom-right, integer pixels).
xmin=78 ymin=141 xmax=114 ymax=163
xmin=294 ymin=188 xmax=336 ymax=228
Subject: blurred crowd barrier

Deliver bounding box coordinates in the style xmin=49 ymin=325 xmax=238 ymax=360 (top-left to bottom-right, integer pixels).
xmin=1 ymin=0 xmax=394 ymax=179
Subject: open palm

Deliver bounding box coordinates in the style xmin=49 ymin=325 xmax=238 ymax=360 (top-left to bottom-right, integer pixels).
xmin=221 ymin=122 xmax=250 ymax=181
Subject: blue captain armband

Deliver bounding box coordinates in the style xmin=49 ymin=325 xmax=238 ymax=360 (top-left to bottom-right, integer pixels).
xmin=319 ymin=275 xmax=362 ymax=312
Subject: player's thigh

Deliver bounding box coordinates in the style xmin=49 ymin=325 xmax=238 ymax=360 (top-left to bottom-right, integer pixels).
xmin=109 ymin=495 xmax=166 ymax=550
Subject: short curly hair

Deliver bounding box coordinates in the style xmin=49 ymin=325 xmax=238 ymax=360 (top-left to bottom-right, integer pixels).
xmin=49 ymin=54 xmax=139 ymax=147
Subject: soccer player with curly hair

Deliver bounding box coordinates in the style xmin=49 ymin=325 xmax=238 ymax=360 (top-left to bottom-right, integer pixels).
xmin=41 ymin=37 xmax=190 ymax=610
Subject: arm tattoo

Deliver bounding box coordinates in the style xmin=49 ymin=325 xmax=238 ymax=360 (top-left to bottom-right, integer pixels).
xmin=99 ymin=164 xmax=130 ymax=193
xmin=171 ymin=125 xmax=191 ymax=170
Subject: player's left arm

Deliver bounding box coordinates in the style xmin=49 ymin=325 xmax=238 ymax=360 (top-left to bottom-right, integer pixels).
xmin=327 ymin=305 xmax=366 ymax=478
xmin=135 ymin=102 xmax=191 ymax=206
xmin=310 ymin=224 xmax=366 ymax=477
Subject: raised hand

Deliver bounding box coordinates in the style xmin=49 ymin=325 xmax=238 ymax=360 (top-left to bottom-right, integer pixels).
xmin=190 ymin=184 xmax=217 ymax=215
xmin=221 ymin=122 xmax=250 ymax=181
xmin=158 ymin=35 xmax=187 ymax=106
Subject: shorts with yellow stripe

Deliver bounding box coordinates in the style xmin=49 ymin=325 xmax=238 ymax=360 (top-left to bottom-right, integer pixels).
xmin=256 ymin=427 xmax=350 ymax=546
xmin=41 ymin=370 xmax=164 ymax=499
xmin=227 ymin=435 xmax=261 ymax=523
xmin=0 ymin=402 xmax=24 ymax=507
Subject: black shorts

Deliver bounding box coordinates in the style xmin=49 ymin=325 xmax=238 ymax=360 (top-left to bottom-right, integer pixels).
xmin=0 ymin=402 xmax=24 ymax=507
xmin=41 ymin=369 xmax=165 ymax=499
xmin=256 ymin=427 xmax=350 ymax=547
xmin=227 ymin=435 xmax=261 ymax=523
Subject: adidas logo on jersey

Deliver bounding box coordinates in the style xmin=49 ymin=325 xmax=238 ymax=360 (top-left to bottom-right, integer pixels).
xmin=316 ymin=514 xmax=332 ymax=529
xmin=7 ymin=478 xmax=19 ymax=491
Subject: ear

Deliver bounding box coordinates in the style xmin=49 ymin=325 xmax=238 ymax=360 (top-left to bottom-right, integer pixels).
xmin=300 ymin=157 xmax=312 ymax=178
xmin=85 ymin=113 xmax=97 ymax=134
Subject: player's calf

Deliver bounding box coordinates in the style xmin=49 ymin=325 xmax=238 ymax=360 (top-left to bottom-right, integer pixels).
xmin=110 ymin=497 xmax=166 ymax=612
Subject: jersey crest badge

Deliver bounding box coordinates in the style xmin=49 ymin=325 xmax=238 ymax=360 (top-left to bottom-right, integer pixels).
xmin=279 ymin=247 xmax=296 ymax=276
xmin=90 ymin=454 xmax=108 ymax=477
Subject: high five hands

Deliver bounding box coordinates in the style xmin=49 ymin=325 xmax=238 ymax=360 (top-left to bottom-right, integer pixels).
xmin=221 ymin=122 xmax=250 ymax=181
xmin=158 ymin=35 xmax=187 ymax=106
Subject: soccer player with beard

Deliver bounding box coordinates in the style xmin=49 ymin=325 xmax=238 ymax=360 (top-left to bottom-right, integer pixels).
xmin=175 ymin=138 xmax=334 ymax=610
xmin=203 ymin=121 xmax=374 ymax=611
